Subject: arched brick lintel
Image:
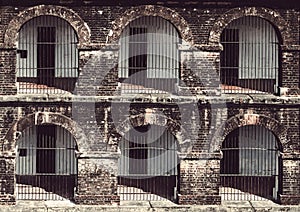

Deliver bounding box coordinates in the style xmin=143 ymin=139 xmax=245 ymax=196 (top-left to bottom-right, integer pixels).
xmin=115 ymin=113 xmax=192 ymax=156
xmin=109 ymin=5 xmax=193 ymax=45
xmin=3 ymin=112 xmax=87 ymax=154
xmin=4 ymin=5 xmax=91 ymax=48
xmin=209 ymin=7 xmax=289 ymax=45
xmin=211 ymin=114 xmax=287 ymax=153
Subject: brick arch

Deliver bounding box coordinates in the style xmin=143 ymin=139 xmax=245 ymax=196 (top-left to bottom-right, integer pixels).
xmin=209 ymin=7 xmax=289 ymax=45
xmin=211 ymin=114 xmax=287 ymax=152
xmin=109 ymin=5 xmax=193 ymax=44
xmin=3 ymin=112 xmax=87 ymax=154
xmin=4 ymin=5 xmax=90 ymax=48
xmin=115 ymin=113 xmax=192 ymax=156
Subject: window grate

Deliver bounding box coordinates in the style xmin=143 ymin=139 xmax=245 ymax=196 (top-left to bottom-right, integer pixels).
xmin=118 ymin=16 xmax=180 ymax=94
xmin=118 ymin=125 xmax=179 ymax=202
xmin=220 ymin=16 xmax=280 ymax=94
xmin=17 ymin=16 xmax=78 ymax=94
xmin=220 ymin=125 xmax=282 ymax=202
xmin=16 ymin=125 xmax=77 ymax=201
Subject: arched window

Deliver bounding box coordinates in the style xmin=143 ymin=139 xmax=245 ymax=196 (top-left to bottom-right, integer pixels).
xmin=118 ymin=125 xmax=179 ymax=201
xmin=17 ymin=16 xmax=78 ymax=94
xmin=220 ymin=125 xmax=282 ymax=202
xmin=119 ymin=16 xmax=180 ymax=94
xmin=16 ymin=124 xmax=77 ymax=200
xmin=220 ymin=16 xmax=280 ymax=94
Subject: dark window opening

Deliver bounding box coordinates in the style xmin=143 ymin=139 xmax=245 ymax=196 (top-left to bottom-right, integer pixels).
xmin=129 ymin=142 xmax=148 ymax=174
xmin=17 ymin=16 xmax=79 ymax=94
xmin=17 ymin=50 xmax=28 ymax=59
xmin=19 ymin=149 xmax=27 ymax=157
xmin=128 ymin=27 xmax=147 ymax=85
xmin=220 ymin=125 xmax=281 ymax=202
xmin=37 ymin=27 xmax=55 ymax=87
xmin=128 ymin=125 xmax=149 ymax=175
xmin=36 ymin=125 xmax=56 ymax=173
xmin=220 ymin=29 xmax=239 ymax=87
xmin=118 ymin=16 xmax=180 ymax=94
xmin=221 ymin=128 xmax=239 ymax=174
xmin=220 ymin=17 xmax=279 ymax=94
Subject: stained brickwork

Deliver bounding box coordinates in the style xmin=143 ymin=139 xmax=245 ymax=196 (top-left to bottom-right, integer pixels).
xmin=179 ymin=157 xmax=221 ymax=205
xmin=109 ymin=5 xmax=194 ymax=44
xmin=3 ymin=109 xmax=89 ymax=152
xmin=0 ymin=50 xmax=17 ymax=95
xmin=77 ymin=49 xmax=119 ymax=96
xmin=3 ymin=5 xmax=91 ymax=48
xmin=282 ymin=51 xmax=300 ymax=89
xmin=180 ymin=51 xmax=220 ymax=95
xmin=0 ymin=0 xmax=299 ymax=206
xmin=0 ymin=157 xmax=15 ymax=205
xmin=75 ymin=157 xmax=119 ymax=205
xmin=208 ymin=7 xmax=291 ymax=45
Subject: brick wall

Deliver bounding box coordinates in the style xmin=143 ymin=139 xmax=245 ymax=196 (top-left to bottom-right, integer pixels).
xmin=179 ymin=156 xmax=221 ymax=205
xmin=0 ymin=50 xmax=17 ymax=95
xmin=282 ymin=51 xmax=300 ymax=89
xmin=1 ymin=4 xmax=299 ymax=94
xmin=0 ymin=1 xmax=299 ymax=206
xmin=281 ymin=159 xmax=300 ymax=204
xmin=0 ymin=157 xmax=15 ymax=205
xmin=77 ymin=49 xmax=119 ymax=96
xmin=180 ymin=51 xmax=220 ymax=95
xmin=75 ymin=156 xmax=119 ymax=205
xmin=0 ymin=6 xmax=18 ymax=44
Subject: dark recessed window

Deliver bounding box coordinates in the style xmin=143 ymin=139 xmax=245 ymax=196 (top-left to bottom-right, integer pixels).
xmin=19 ymin=149 xmax=27 ymax=157
xmin=17 ymin=50 xmax=28 ymax=59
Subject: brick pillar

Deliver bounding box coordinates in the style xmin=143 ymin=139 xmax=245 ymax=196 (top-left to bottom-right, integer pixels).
xmin=280 ymin=154 xmax=300 ymax=205
xmin=77 ymin=48 xmax=119 ymax=97
xmin=280 ymin=50 xmax=300 ymax=96
xmin=0 ymin=156 xmax=15 ymax=205
xmin=74 ymin=152 xmax=120 ymax=205
xmin=179 ymin=50 xmax=221 ymax=96
xmin=178 ymin=153 xmax=221 ymax=205
xmin=0 ymin=48 xmax=17 ymax=95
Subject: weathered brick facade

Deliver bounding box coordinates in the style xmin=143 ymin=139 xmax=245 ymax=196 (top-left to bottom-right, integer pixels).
xmin=0 ymin=0 xmax=299 ymax=206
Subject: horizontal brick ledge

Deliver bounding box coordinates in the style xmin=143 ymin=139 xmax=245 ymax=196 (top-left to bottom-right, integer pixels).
xmin=178 ymin=194 xmax=221 ymax=205
xmin=74 ymin=194 xmax=120 ymax=205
